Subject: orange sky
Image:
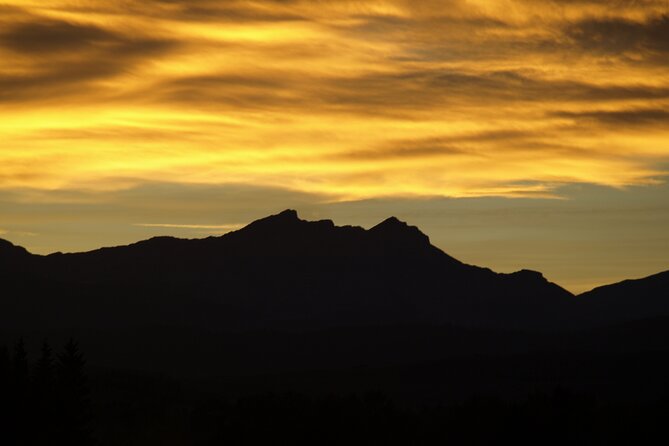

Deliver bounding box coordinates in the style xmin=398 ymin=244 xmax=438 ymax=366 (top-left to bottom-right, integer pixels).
xmin=1 ymin=0 xmax=668 ymax=292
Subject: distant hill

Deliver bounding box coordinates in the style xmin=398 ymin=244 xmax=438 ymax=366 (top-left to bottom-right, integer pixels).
xmin=578 ymin=270 xmax=669 ymax=324
xmin=0 ymin=209 xmax=582 ymax=333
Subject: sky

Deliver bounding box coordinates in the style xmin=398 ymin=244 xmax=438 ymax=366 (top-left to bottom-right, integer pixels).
xmin=1 ymin=0 xmax=668 ymax=293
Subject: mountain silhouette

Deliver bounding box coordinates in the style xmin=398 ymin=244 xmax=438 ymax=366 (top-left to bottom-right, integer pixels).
xmin=578 ymin=270 xmax=669 ymax=324
xmin=2 ymin=210 xmax=668 ymax=337
xmin=1 ymin=209 xmax=585 ymax=333
xmin=3 ymin=210 xmax=669 ymax=399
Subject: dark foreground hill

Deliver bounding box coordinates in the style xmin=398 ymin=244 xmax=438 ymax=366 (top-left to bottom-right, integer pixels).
xmin=3 ymin=210 xmax=669 ymax=444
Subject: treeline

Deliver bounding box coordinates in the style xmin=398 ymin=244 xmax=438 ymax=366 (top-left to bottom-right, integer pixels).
xmin=0 ymin=339 xmax=93 ymax=446
xmin=185 ymin=389 xmax=669 ymax=446
xmin=4 ymin=337 xmax=669 ymax=445
xmin=91 ymin=383 xmax=669 ymax=445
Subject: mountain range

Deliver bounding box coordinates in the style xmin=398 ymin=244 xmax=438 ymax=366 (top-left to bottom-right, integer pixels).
xmin=4 ymin=208 xmax=669 ymax=404
xmin=2 ymin=209 xmax=668 ymax=335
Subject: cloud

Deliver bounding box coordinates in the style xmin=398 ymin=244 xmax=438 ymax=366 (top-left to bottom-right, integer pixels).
xmin=134 ymin=223 xmax=243 ymax=230
xmin=55 ymin=0 xmax=309 ymax=24
xmin=155 ymin=3 xmax=305 ymax=23
xmin=317 ymin=70 xmax=669 ymax=111
xmin=0 ymin=20 xmax=116 ymax=53
xmin=0 ymin=0 xmax=668 ymax=199
xmin=0 ymin=17 xmax=178 ymax=103
xmin=566 ymin=14 xmax=669 ymax=57
xmin=333 ymin=137 xmax=468 ymax=161
xmin=553 ymin=108 xmax=669 ymax=126
xmin=149 ymin=68 xmax=669 ymax=118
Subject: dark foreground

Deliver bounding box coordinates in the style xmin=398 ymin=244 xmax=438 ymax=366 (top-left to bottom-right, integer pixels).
xmin=4 ymin=335 xmax=669 ymax=446
xmin=3 ymin=212 xmax=669 ymax=444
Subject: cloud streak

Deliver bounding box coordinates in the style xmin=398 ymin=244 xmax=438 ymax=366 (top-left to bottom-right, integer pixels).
xmin=135 ymin=223 xmax=243 ymax=230
xmin=0 ymin=0 xmax=668 ymax=199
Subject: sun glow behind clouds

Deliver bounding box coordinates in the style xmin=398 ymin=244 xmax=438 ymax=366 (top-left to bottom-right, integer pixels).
xmin=1 ymin=1 xmax=668 ymax=199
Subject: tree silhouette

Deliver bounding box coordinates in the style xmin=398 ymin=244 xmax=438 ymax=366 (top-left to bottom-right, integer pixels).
xmin=13 ymin=337 xmax=29 ymax=387
xmin=32 ymin=341 xmax=57 ymax=445
xmin=34 ymin=340 xmax=54 ymax=386
xmin=11 ymin=338 xmax=30 ymax=446
xmin=0 ymin=344 xmax=8 ymax=379
xmin=0 ymin=345 xmax=10 ymax=437
xmin=56 ymin=338 xmax=93 ymax=445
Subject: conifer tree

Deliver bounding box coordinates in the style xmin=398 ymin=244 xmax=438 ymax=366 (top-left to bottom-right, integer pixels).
xmin=12 ymin=338 xmax=30 ymax=445
xmin=34 ymin=340 xmax=54 ymax=386
xmin=33 ymin=340 xmax=57 ymax=444
xmin=0 ymin=345 xmax=10 ymax=426
xmin=57 ymin=338 xmax=93 ymax=445
xmin=13 ymin=337 xmax=29 ymax=388
xmin=0 ymin=344 xmax=9 ymax=389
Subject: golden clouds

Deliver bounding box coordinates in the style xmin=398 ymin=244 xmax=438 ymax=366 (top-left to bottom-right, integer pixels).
xmin=0 ymin=1 xmax=668 ymax=199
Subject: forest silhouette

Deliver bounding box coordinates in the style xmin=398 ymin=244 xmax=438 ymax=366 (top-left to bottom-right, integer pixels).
xmin=2 ymin=339 xmax=92 ymax=446
xmin=5 ymin=338 xmax=669 ymax=445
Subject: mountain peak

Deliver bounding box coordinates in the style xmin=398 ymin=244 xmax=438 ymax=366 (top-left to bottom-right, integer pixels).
xmin=513 ymin=269 xmax=545 ymax=279
xmin=376 ymin=216 xmax=404 ymax=227
xmin=371 ymin=216 xmax=412 ymax=231
xmin=276 ymin=209 xmax=299 ymax=220
xmin=265 ymin=209 xmax=302 ymax=224
xmin=370 ymin=216 xmax=431 ymax=247
xmin=505 ymin=269 xmax=548 ymax=284
xmin=244 ymin=209 xmax=301 ymax=229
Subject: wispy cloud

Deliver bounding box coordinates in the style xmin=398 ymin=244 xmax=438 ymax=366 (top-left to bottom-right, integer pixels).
xmin=0 ymin=228 xmax=37 ymax=237
xmin=134 ymin=223 xmax=243 ymax=231
xmin=0 ymin=0 xmax=667 ymax=198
